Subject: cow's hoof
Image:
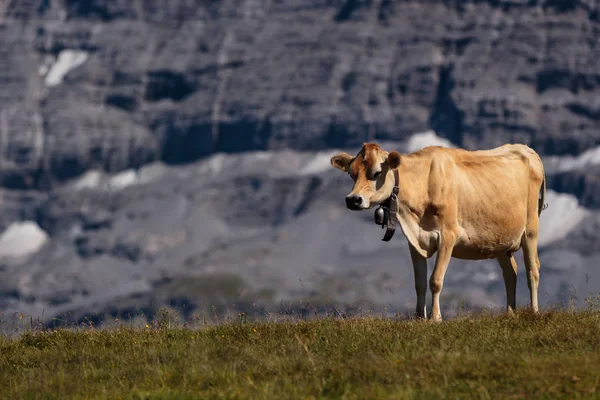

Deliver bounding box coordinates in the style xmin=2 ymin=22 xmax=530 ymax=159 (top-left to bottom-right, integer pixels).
xmin=430 ymin=314 xmax=443 ymax=323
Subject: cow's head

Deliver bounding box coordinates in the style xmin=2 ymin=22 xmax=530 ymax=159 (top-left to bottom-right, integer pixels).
xmin=330 ymin=143 xmax=401 ymax=210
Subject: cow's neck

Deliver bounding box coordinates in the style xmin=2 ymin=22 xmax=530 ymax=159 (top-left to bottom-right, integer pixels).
xmin=393 ymin=157 xmax=438 ymax=258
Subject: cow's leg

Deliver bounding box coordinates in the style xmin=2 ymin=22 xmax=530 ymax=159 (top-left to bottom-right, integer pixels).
xmin=522 ymin=226 xmax=540 ymax=313
xmin=429 ymin=231 xmax=456 ymax=322
xmin=497 ymin=253 xmax=518 ymax=314
xmin=521 ymin=177 xmax=542 ymax=313
xmin=409 ymin=243 xmax=427 ymax=319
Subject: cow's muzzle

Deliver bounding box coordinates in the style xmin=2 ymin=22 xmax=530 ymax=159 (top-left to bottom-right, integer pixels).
xmin=345 ymin=195 xmax=364 ymax=210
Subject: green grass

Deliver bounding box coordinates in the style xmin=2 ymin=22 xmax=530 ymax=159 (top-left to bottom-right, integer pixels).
xmin=2 ymin=310 xmax=600 ymax=399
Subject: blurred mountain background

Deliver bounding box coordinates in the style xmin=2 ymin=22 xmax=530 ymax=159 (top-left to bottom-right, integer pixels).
xmin=0 ymin=0 xmax=599 ymax=326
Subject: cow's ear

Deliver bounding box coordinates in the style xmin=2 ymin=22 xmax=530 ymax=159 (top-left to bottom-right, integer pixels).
xmin=330 ymin=152 xmax=353 ymax=172
xmin=386 ymin=151 xmax=401 ymax=169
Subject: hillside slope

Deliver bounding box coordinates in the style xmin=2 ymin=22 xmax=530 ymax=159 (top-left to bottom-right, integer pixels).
xmin=2 ymin=311 xmax=600 ymax=399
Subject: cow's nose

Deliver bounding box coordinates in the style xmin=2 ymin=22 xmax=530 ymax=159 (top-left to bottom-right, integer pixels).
xmin=345 ymin=195 xmax=363 ymax=209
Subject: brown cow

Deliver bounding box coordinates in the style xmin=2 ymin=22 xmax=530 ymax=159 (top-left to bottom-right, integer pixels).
xmin=330 ymin=143 xmax=546 ymax=321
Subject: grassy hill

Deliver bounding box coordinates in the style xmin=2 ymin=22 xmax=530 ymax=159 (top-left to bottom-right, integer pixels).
xmin=2 ymin=309 xmax=600 ymax=399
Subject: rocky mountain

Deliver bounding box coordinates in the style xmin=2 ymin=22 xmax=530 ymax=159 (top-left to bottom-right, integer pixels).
xmin=0 ymin=0 xmax=599 ymax=328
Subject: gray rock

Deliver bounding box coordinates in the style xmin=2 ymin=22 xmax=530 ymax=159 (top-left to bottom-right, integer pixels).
xmin=1 ymin=1 xmax=600 ymax=326
xmin=548 ymin=165 xmax=600 ymax=209
xmin=2 ymin=1 xmax=600 ymax=189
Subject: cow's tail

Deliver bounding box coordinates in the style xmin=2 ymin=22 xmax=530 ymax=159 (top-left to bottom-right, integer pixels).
xmin=537 ymin=154 xmax=547 ymax=217
xmin=538 ymin=174 xmax=546 ymax=216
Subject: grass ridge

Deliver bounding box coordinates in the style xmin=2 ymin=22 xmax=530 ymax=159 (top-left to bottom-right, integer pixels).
xmin=1 ymin=310 xmax=600 ymax=399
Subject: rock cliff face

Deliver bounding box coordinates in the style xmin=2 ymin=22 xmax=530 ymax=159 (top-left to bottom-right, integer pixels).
xmin=2 ymin=0 xmax=600 ymax=188
xmin=1 ymin=0 xmax=599 ymax=326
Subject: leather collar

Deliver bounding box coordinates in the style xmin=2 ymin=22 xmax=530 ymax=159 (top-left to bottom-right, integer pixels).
xmin=381 ymin=168 xmax=400 ymax=241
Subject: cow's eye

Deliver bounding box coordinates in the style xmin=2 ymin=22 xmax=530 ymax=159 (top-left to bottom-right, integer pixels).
xmin=373 ymin=171 xmax=381 ymax=179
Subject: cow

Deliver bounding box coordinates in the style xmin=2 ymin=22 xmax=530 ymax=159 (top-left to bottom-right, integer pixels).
xmin=330 ymin=142 xmax=546 ymax=321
